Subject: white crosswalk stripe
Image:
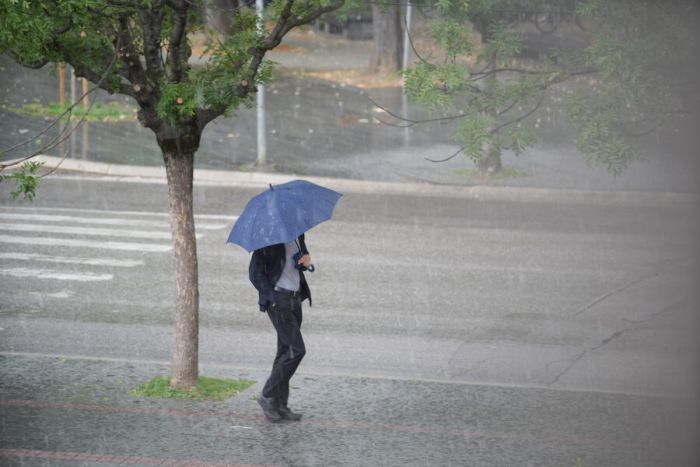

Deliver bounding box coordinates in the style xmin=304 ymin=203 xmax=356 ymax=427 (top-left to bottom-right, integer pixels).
xmin=0 ymin=213 xmax=229 ymax=230
xmin=0 ymin=253 xmax=144 ymax=268
xmin=5 ymin=206 xmax=235 ymax=220
xmin=0 ymin=267 xmax=113 ymax=282
xmin=0 ymin=206 xmax=231 ymax=284
xmin=0 ymin=234 xmax=172 ymax=252
xmin=0 ymin=222 xmax=201 ymax=240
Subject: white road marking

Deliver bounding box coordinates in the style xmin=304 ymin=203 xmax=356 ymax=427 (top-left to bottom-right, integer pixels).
xmin=0 ymin=222 xmax=192 ymax=240
xmin=44 ymin=290 xmax=75 ymax=298
xmin=0 ymin=235 xmax=171 ymax=252
xmin=0 ymin=267 xmax=113 ymax=282
xmin=29 ymin=290 xmax=75 ymax=299
xmin=0 ymin=213 xmax=227 ymax=230
xmin=0 ymin=252 xmax=144 ymax=268
xmin=0 ymin=207 xmax=232 ymax=281
xmin=1 ymin=206 xmax=235 ymax=221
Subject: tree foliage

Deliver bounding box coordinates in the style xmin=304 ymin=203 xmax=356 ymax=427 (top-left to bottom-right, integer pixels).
xmin=0 ymin=0 xmax=349 ymax=389
xmin=0 ymin=160 xmax=43 ymax=201
xmin=0 ymin=0 xmax=348 ymax=149
xmin=400 ymin=0 xmax=698 ymax=175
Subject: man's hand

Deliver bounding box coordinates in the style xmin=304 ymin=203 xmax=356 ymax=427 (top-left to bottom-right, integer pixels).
xmin=297 ymin=254 xmax=311 ymax=268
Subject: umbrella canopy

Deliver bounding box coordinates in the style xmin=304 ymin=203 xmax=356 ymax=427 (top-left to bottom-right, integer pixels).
xmin=227 ymin=180 xmax=342 ymax=252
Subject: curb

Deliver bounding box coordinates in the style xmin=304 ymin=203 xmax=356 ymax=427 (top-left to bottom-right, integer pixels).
xmin=22 ymin=155 xmax=700 ymax=207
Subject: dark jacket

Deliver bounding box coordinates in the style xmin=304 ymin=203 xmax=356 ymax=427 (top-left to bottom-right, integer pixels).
xmin=249 ymin=234 xmax=312 ymax=311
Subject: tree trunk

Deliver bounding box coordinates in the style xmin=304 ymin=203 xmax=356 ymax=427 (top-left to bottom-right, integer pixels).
xmin=370 ymin=4 xmax=402 ymax=74
xmin=163 ymin=148 xmax=199 ymax=390
xmin=478 ymin=60 xmax=502 ymax=175
xmin=206 ymin=0 xmax=239 ymax=36
xmin=478 ymin=143 xmax=502 ymax=175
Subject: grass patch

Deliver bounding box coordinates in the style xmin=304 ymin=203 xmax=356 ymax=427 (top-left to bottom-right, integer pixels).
xmin=237 ymin=162 xmax=255 ymax=171
xmin=453 ymin=166 xmax=529 ymax=180
xmin=129 ymin=376 xmax=255 ymax=401
xmin=3 ymin=102 xmax=137 ymax=122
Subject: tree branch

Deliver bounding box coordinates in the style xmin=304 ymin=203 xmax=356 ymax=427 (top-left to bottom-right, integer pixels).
xmin=425 ymin=146 xmax=464 ymax=163
xmin=367 ymin=94 xmax=469 ymax=128
xmin=106 ymin=0 xmax=139 ymax=6
xmin=138 ymin=0 xmax=166 ymax=80
xmin=496 ymin=99 xmax=519 ymax=116
xmin=7 ymin=52 xmax=48 ymax=69
xmin=403 ymin=13 xmax=432 ymax=67
xmin=116 ymin=14 xmax=147 ymax=91
xmin=470 ymin=67 xmax=557 ymax=81
xmin=274 ymin=0 xmax=345 ymax=41
xmin=166 ymin=0 xmax=190 ymax=82
xmin=0 ymin=84 xmax=101 ymax=161
xmin=2 ymin=85 xmax=103 ymax=174
xmin=199 ymin=0 xmax=346 ymax=127
xmin=2 ymin=44 xmax=121 ymax=170
xmin=489 ymin=92 xmax=545 ymax=134
xmin=615 ymin=108 xmax=692 ymax=138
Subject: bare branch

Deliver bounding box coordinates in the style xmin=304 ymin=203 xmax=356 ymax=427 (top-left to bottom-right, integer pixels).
xmin=615 ymin=108 xmax=692 ymax=138
xmin=0 ymin=86 xmax=101 ymax=160
xmin=1 ymin=88 xmax=103 ymax=174
xmin=425 ymin=146 xmax=465 ymax=163
xmin=38 ymin=133 xmax=78 ymax=178
xmin=2 ymin=45 xmax=121 ymax=170
xmin=497 ymin=98 xmax=519 ymax=116
xmin=366 ymin=94 xmax=469 ymax=128
xmin=403 ymin=13 xmax=432 ymax=67
xmin=489 ymin=92 xmax=545 ymax=134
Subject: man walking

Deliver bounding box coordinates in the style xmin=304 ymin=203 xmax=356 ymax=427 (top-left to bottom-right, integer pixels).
xmin=249 ymin=234 xmax=312 ymax=422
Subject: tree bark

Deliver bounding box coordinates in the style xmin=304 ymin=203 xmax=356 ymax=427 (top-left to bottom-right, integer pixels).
xmin=370 ymin=5 xmax=402 ymax=74
xmin=163 ymin=147 xmax=199 ymax=390
xmin=206 ymin=0 xmax=240 ymax=36
xmin=479 ymin=61 xmax=503 ymax=175
xmin=478 ymin=143 xmax=502 ymax=174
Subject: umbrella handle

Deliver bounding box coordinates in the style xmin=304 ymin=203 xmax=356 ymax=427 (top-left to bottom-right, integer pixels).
xmin=306 ymin=264 xmax=315 ymax=273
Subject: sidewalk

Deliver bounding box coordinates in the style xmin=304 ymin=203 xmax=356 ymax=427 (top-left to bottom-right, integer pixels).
xmin=19 ymin=155 xmax=700 ymax=208
xmin=0 ymin=353 xmax=695 ymax=466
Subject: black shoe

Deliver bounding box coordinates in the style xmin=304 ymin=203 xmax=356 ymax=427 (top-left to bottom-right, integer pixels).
xmin=257 ymin=395 xmax=281 ymax=422
xmin=278 ymin=405 xmax=303 ymax=421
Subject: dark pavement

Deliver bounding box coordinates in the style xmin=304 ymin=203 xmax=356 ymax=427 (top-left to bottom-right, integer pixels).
xmin=1 ymin=354 xmax=696 ymax=467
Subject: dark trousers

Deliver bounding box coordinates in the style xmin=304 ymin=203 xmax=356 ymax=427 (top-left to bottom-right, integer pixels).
xmin=262 ymin=291 xmax=306 ymax=405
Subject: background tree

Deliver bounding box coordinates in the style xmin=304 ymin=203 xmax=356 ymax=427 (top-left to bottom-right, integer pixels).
xmin=0 ymin=0 xmax=346 ymax=389
xmin=207 ymin=0 xmax=240 ymax=36
xmin=397 ymin=0 xmax=698 ymax=175
xmin=370 ymin=3 xmax=403 ymax=74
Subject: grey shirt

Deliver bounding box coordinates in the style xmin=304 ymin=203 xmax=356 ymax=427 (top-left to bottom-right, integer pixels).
xmin=275 ymin=241 xmax=301 ymax=292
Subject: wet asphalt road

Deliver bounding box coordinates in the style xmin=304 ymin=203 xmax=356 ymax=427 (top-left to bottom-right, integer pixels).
xmin=0 ymin=175 xmax=698 ymax=394
xmin=0 ymin=174 xmax=698 ymax=465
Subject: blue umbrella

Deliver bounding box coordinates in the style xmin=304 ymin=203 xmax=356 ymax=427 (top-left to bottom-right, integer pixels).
xmin=227 ymin=180 xmax=342 ymax=253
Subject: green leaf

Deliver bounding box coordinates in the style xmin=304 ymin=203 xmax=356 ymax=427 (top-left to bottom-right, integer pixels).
xmin=0 ymin=160 xmax=44 ymax=201
xmin=456 ymin=111 xmax=495 ymax=162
